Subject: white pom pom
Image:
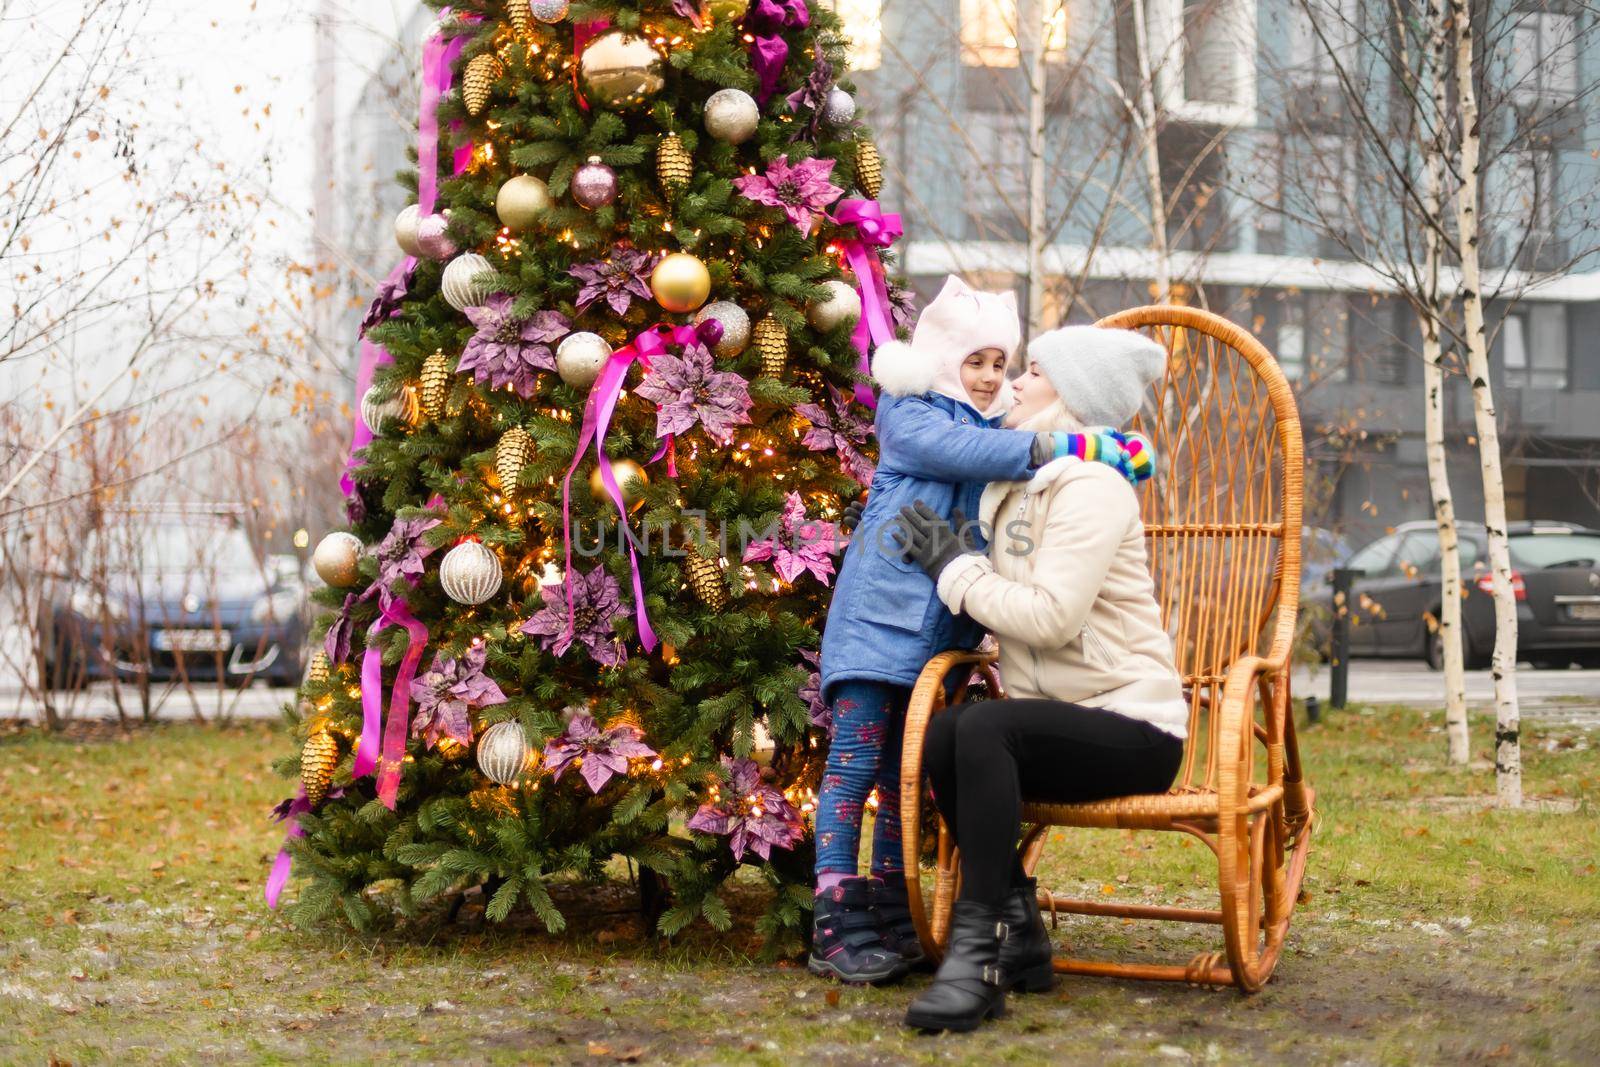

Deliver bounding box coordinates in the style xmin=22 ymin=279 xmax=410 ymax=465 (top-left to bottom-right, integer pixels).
xmin=870 ymin=340 xmax=935 ymax=398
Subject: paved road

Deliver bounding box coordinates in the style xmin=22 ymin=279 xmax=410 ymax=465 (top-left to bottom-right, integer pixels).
xmin=1291 ymin=659 xmax=1600 ymax=717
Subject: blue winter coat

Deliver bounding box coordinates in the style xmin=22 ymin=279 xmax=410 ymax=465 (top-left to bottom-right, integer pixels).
xmin=819 ymin=391 xmax=1035 ymax=703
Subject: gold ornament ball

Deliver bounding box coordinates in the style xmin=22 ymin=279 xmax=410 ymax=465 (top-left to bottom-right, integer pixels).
xmin=751 ymin=719 xmax=776 ymax=767
xmin=312 ymin=531 xmax=364 ymax=588
xmin=496 ymin=175 xmax=552 ymax=232
xmin=555 ymin=331 xmax=612 ymax=388
xmin=656 ymin=133 xmax=693 ymax=198
xmin=301 ymin=731 xmax=339 ymax=807
xmin=419 ymin=351 xmax=452 ymax=419
xmin=578 ymin=31 xmax=665 ymax=109
xmin=651 ymin=253 xmax=711 ymax=313
xmin=495 ymin=426 xmax=533 ymax=490
xmin=591 ymin=459 xmax=649 ymax=510
xmin=807 ymin=279 xmax=863 ymax=333
xmin=753 ymin=316 xmax=789 ymax=379
xmin=703 ymin=87 xmax=760 ymax=144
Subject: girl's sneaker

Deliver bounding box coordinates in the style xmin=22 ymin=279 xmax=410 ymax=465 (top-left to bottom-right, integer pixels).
xmin=808 ymin=877 xmax=908 ymax=985
xmin=870 ymin=871 xmax=928 ymax=970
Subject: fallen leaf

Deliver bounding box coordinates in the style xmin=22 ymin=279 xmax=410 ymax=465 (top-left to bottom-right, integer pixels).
xmin=824 ymin=988 xmax=840 ymax=1008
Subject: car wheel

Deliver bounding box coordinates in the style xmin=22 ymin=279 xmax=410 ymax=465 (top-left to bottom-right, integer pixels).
xmin=1425 ymin=629 xmax=1444 ymax=671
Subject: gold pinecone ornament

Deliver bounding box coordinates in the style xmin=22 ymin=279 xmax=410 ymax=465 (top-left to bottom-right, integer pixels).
xmin=464 ymin=53 xmax=503 ymax=117
xmin=657 ymin=134 xmax=693 ymax=198
xmin=854 ymin=139 xmax=883 ymax=199
xmin=300 ymin=731 xmax=339 ymax=807
xmin=505 ymin=0 xmax=533 ymax=35
xmin=495 ymin=426 xmax=534 ymax=490
xmin=753 ymin=316 xmax=788 ymax=378
xmin=306 ymin=649 xmax=331 ymax=686
xmin=419 ymin=351 xmax=451 ymax=419
xmin=685 ymin=552 xmax=727 ymax=611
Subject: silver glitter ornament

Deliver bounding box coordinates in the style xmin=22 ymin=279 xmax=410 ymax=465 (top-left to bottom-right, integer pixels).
xmin=529 ymin=0 xmax=569 ymax=22
xmin=415 ymin=213 xmax=457 ymax=260
xmin=703 ymin=87 xmax=760 ymax=144
xmin=439 ymin=541 xmax=503 ymax=605
xmin=555 ymin=331 xmax=612 ymax=388
xmin=806 ymin=279 xmax=863 ymax=333
xmin=823 ymin=87 xmax=857 ymax=126
xmin=571 ymin=156 xmax=618 ymax=210
xmin=476 ymin=721 xmax=532 ymax=785
xmin=693 ymin=301 xmax=752 ymax=358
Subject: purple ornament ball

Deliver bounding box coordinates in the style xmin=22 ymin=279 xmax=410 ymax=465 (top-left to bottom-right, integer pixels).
xmin=571 ymin=156 xmax=619 ymax=210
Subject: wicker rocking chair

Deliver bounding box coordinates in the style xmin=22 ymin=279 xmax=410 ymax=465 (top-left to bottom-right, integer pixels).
xmin=897 ymin=305 xmax=1314 ymax=993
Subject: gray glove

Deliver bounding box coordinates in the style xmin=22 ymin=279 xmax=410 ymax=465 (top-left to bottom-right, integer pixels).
xmin=894 ymin=502 xmax=979 ymax=581
xmin=840 ymin=493 xmax=867 ymax=533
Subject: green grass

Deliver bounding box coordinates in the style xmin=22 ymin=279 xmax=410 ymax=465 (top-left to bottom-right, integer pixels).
xmin=1 ymin=706 xmax=1597 ymax=1065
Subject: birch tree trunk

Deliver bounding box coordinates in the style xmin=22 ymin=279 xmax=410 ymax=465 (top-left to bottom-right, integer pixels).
xmin=1130 ymin=0 xmax=1171 ymax=302
xmin=1423 ymin=0 xmax=1469 ymax=765
xmin=1024 ymin=0 xmax=1050 ymax=340
xmin=1447 ymin=0 xmax=1520 ymax=804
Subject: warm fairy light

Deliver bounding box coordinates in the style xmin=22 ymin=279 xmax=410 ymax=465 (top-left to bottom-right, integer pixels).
xmin=347 ymin=686 xmax=361 ymax=699
xmin=651 ymin=758 xmax=664 ymax=771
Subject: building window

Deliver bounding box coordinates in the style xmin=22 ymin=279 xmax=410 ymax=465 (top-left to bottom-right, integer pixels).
xmin=960 ymin=0 xmax=1070 ymax=68
xmin=964 ymin=111 xmax=1030 ymax=221
xmin=826 ymin=0 xmax=882 ymax=71
xmin=1285 ymin=0 xmax=1360 ymax=90
xmin=1276 ymin=299 xmax=1306 ymax=381
xmin=1144 ymin=0 xmax=1256 ymax=125
xmin=1493 ymin=149 xmax=1558 ymax=254
xmin=1500 ymin=305 xmax=1569 ymax=390
xmin=1508 ymin=10 xmax=1577 ymax=106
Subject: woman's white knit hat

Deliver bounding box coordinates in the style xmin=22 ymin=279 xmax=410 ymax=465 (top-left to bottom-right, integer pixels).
xmin=870 ymin=275 xmax=1021 ymax=418
xmin=1026 ymin=325 xmax=1167 ymax=427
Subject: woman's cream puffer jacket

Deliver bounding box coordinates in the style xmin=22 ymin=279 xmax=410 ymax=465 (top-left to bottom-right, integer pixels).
xmin=934 ymin=455 xmax=1189 ymax=739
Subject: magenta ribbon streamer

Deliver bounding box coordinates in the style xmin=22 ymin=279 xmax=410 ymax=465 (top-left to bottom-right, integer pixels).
xmin=832 ymin=199 xmax=902 ymax=411
xmin=371 ymin=598 xmax=430 ymax=809
xmin=558 ymin=322 xmax=716 ymax=654
xmin=265 ymin=788 xmax=311 ymax=908
xmin=417 ymin=31 xmax=471 ymax=215
xmin=745 ymin=0 xmax=810 ymax=103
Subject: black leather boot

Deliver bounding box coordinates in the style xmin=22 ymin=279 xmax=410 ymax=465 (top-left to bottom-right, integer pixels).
xmin=808 ymin=877 xmax=908 ymax=985
xmin=999 ymin=878 xmax=1055 ymax=993
xmin=903 ymin=901 xmax=1009 ymax=1032
xmin=870 ymin=872 xmax=928 ymax=970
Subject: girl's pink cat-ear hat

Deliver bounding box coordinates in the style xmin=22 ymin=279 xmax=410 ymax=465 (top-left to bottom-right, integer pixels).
xmin=870 ymin=275 xmax=1022 ymax=411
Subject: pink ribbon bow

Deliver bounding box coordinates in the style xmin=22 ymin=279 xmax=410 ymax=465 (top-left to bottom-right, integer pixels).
xmin=831 ymin=199 xmax=903 ymax=411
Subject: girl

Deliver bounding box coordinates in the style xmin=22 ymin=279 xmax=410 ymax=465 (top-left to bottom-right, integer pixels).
xmin=809 ymin=277 xmax=1139 ymax=984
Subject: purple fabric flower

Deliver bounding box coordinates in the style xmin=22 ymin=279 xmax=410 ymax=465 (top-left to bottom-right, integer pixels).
xmin=359 ymin=264 xmax=413 ymax=338
xmin=798 ymin=648 xmax=830 ymax=738
xmin=542 ymin=711 xmax=657 ymax=793
xmin=569 ymin=247 xmax=658 ymax=316
xmin=784 ymin=52 xmax=834 ymax=143
xmin=324 ymin=593 xmax=359 ymax=666
xmin=631 ymin=343 xmax=754 ymax=446
xmin=520 ymin=566 xmax=630 ymax=666
xmin=456 ymin=294 xmax=570 ymax=398
xmin=373 ymin=510 xmax=442 ymax=609
xmin=795 ymin=385 xmax=876 ymax=485
xmin=887 ymin=283 xmax=918 ymax=331
xmin=742 ymin=491 xmax=841 ymax=586
xmin=409 ymin=644 xmax=507 ymax=750
xmin=687 ymin=757 xmax=805 ymax=862
xmin=734 ymin=155 xmax=844 ymax=234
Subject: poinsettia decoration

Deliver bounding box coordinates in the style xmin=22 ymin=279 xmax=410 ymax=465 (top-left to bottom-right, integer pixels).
xmin=795 ymin=385 xmax=875 ymax=485
xmin=569 ymin=247 xmax=658 ymax=316
xmin=373 ymin=509 xmax=442 ymax=609
xmin=797 ymin=648 xmax=831 ymax=738
xmin=520 ymin=566 xmax=630 ymax=667
xmin=734 ymin=155 xmax=843 ymax=234
xmin=324 ymin=593 xmax=359 ymax=666
xmin=409 ymin=645 xmax=507 ymax=749
xmin=456 ymin=295 xmax=570 ymax=398
xmin=632 ymin=342 xmax=753 ymax=445
xmin=359 ymin=263 xmax=414 ymax=337
xmin=742 ymin=491 xmax=841 ymax=586
xmin=543 ymin=711 xmax=657 ymax=793
xmin=687 ymin=757 xmax=805 ymax=861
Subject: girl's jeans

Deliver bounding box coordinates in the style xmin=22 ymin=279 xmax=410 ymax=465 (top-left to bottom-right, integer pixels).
xmin=813 ymin=679 xmax=908 ymax=881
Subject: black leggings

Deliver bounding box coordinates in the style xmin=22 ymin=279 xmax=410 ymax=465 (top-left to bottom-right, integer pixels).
xmin=923 ymin=698 xmax=1184 ymax=907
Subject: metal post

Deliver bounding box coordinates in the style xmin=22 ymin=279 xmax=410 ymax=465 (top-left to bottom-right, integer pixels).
xmin=1329 ymin=567 xmax=1362 ymax=710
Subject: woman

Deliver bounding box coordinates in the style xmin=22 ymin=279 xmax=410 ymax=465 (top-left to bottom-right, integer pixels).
xmin=891 ymin=324 xmax=1189 ymax=1032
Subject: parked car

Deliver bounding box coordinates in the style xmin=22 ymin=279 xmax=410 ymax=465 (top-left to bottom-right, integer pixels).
xmin=1309 ymin=520 xmax=1600 ymax=670
xmin=39 ymin=510 xmax=308 ymax=689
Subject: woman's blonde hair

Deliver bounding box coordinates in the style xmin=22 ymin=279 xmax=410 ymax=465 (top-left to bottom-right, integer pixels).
xmin=1012 ymin=398 xmax=1083 ymax=435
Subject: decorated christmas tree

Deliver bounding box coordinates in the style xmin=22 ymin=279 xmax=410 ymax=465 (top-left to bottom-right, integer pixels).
xmin=269 ymin=0 xmax=902 ymax=947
